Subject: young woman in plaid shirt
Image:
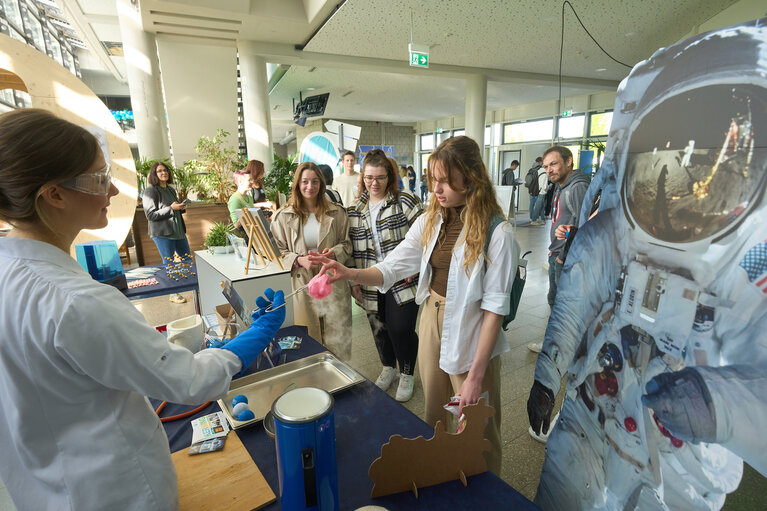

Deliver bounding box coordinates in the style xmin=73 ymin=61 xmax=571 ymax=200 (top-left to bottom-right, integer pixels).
xmin=347 ymin=149 xmax=423 ymax=401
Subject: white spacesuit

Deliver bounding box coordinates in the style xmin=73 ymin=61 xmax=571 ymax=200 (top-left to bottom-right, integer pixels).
xmin=528 ymin=20 xmax=767 ymax=510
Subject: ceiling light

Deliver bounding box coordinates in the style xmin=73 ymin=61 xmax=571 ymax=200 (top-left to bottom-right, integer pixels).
xmin=595 ymin=68 xmax=607 ymax=72
xmin=306 ymin=87 xmax=317 ymax=91
xmin=341 ymin=90 xmax=353 ymax=97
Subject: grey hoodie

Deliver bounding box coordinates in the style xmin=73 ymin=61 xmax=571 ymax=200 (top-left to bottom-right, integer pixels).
xmin=548 ymin=170 xmax=590 ymax=258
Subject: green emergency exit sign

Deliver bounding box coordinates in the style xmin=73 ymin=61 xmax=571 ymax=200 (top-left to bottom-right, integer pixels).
xmin=408 ymin=43 xmax=429 ymax=68
xmin=561 ymin=109 xmax=573 ymax=117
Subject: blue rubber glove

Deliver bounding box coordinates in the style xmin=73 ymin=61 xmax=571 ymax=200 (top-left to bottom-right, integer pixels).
xmin=641 ymin=367 xmax=716 ymax=443
xmin=222 ymin=288 xmax=286 ymax=375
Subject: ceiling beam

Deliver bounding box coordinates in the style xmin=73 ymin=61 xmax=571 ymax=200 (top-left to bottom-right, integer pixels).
xmin=54 ymin=0 xmax=125 ymax=81
xmin=238 ymin=41 xmax=620 ymax=90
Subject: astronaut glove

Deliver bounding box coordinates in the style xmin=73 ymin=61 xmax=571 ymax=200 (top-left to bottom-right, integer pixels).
xmin=527 ymin=380 xmax=556 ymax=436
xmin=641 ymin=367 xmax=716 ymax=444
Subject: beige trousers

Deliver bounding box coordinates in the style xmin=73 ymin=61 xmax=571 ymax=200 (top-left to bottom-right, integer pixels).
xmin=418 ymin=290 xmax=503 ymax=475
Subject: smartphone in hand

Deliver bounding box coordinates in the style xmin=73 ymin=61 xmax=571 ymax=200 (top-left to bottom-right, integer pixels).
xmin=182 ymin=198 xmax=192 ymax=204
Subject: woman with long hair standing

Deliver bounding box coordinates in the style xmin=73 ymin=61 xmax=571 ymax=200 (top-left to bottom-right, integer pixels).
xmin=311 ymin=137 xmax=519 ymax=474
xmin=244 ymin=159 xmax=274 ymax=211
xmin=0 ymin=109 xmax=285 ymax=509
xmin=270 ymin=162 xmax=353 ymax=359
xmin=348 ymin=149 xmax=423 ymax=401
xmin=142 ymin=161 xmax=191 ymax=303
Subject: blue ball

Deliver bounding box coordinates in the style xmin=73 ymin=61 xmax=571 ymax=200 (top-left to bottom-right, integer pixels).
xmin=237 ymin=409 xmax=255 ymax=421
xmin=232 ymin=394 xmax=248 ymax=407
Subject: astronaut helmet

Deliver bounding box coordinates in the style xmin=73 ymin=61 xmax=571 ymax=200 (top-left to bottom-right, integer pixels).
xmin=595 ymin=20 xmax=767 ymax=276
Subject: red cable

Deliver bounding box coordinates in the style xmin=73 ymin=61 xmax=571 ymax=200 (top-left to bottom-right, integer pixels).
xmin=155 ymin=401 xmax=212 ymax=423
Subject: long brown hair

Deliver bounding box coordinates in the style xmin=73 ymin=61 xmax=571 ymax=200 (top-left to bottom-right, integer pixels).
xmin=0 ymin=108 xmax=99 ymax=227
xmin=286 ymin=162 xmax=330 ymax=223
xmin=245 ymin=159 xmax=265 ymax=186
xmin=359 ymin=149 xmax=398 ymax=200
xmin=422 ymin=136 xmax=503 ymax=272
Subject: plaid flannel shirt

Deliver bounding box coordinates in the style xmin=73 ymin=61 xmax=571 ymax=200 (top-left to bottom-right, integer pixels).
xmin=347 ymin=190 xmax=423 ymax=313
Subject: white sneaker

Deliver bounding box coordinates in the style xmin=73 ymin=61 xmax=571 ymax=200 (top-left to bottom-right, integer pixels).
xmin=529 ymin=412 xmax=559 ymax=443
xmin=395 ymin=374 xmax=415 ymax=402
xmin=375 ymin=366 xmax=398 ymax=390
xmin=527 ymin=342 xmax=542 ymax=353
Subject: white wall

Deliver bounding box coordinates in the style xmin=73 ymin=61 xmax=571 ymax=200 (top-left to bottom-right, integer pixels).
xmin=156 ymin=38 xmax=238 ymax=165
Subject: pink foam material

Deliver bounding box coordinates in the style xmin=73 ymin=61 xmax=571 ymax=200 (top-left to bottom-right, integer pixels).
xmin=307 ymin=273 xmax=332 ymax=299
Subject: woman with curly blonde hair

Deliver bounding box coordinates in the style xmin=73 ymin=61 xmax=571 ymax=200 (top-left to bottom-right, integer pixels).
xmin=310 ymin=136 xmax=519 ymax=474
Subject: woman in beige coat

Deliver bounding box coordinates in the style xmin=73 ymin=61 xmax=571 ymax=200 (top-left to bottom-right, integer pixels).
xmin=270 ymin=162 xmax=353 ymax=359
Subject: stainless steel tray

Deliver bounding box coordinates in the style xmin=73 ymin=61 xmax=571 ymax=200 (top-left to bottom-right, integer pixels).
xmin=218 ymin=352 xmax=365 ymax=429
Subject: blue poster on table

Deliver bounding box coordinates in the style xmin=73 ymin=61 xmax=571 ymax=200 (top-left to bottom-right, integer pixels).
xmin=359 ymin=145 xmax=394 ymax=167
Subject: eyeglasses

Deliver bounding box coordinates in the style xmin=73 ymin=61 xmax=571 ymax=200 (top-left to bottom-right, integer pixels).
xmin=60 ymin=164 xmax=113 ymax=195
xmin=363 ymin=175 xmax=388 ymax=183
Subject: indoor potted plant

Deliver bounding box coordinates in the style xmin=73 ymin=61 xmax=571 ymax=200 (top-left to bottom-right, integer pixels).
xmin=262 ymin=152 xmax=296 ymax=209
xmin=204 ymin=222 xmax=234 ymax=254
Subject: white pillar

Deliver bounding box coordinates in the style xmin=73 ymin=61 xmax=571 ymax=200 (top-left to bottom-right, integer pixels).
xmin=237 ymin=42 xmax=274 ymax=170
xmin=116 ymin=0 xmax=170 ymax=160
xmin=464 ymin=74 xmax=487 ymax=150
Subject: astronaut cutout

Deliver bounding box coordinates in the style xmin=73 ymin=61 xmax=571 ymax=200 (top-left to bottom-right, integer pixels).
xmin=527 ymin=19 xmax=767 ymax=511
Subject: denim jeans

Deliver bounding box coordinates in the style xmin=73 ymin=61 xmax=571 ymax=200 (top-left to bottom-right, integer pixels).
xmin=547 ymin=253 xmax=564 ymax=307
xmin=531 ymin=194 xmax=546 ymax=222
xmin=152 ymin=236 xmax=192 ymax=263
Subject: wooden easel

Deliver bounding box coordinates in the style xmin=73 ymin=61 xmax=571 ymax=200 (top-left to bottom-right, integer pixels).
xmin=240 ymin=208 xmax=284 ymax=274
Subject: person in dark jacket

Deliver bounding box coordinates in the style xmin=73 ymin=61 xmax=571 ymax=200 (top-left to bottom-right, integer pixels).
xmin=142 ymin=162 xmax=191 ymax=303
xmin=543 ymin=146 xmax=589 ymax=307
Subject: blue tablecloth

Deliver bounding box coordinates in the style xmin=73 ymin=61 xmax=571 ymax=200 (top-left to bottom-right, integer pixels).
xmin=156 ymin=325 xmax=538 ymax=510
xmin=123 ymin=263 xmax=198 ymax=301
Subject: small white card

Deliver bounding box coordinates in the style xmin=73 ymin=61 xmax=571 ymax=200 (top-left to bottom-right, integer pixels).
xmin=190 ymin=411 xmax=230 ymax=445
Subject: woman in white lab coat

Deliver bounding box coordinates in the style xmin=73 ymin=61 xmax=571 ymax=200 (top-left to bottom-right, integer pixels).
xmin=0 ymin=109 xmax=284 ymax=510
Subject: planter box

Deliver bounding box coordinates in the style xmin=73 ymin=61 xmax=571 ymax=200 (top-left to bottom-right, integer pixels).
xmin=133 ymin=202 xmax=232 ymax=266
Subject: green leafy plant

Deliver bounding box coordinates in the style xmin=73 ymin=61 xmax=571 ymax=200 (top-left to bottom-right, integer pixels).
xmin=204 ymin=221 xmax=234 ymax=248
xmin=193 ymin=129 xmax=246 ymax=203
xmin=173 ymin=160 xmax=204 ymax=202
xmin=263 ymin=152 xmax=297 ymax=207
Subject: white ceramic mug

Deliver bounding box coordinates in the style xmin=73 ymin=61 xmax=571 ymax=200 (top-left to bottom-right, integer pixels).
xmin=166 ymin=314 xmax=204 ymax=353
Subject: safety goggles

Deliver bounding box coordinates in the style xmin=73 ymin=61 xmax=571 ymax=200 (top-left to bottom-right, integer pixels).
xmin=59 ymin=164 xmax=113 ymax=195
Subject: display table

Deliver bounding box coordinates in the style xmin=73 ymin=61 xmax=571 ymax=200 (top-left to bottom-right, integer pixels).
xmin=157 ymin=327 xmax=539 ymax=510
xmin=194 ymin=250 xmax=294 ymax=324
xmin=123 ymin=263 xmax=199 ymax=306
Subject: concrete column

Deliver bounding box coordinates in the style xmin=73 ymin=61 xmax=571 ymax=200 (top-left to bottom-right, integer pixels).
xmin=464 ymin=74 xmax=487 ymax=150
xmin=237 ymin=41 xmax=274 ymax=170
xmin=116 ymin=0 xmax=170 ymax=160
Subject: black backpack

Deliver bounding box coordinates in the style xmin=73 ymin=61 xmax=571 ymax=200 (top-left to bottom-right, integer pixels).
xmin=524 ymin=165 xmax=541 ymax=196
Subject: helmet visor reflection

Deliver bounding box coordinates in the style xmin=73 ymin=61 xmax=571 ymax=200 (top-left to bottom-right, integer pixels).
xmin=623 ymin=84 xmax=767 ymax=243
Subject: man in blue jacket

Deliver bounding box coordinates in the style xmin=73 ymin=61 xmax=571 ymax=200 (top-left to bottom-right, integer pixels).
xmin=543 ymin=146 xmax=589 ymax=307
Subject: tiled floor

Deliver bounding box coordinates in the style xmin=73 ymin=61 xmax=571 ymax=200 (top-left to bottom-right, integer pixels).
xmin=1 ymin=218 xmax=764 ymax=510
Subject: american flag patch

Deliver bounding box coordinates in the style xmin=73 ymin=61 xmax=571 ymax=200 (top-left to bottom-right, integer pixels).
xmin=739 ymin=240 xmax=767 ymax=292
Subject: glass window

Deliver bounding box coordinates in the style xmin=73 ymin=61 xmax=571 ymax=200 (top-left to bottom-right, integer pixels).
xmin=420 ymin=153 xmax=430 ymax=175
xmin=13 ymin=89 xmax=31 ymax=108
xmin=438 ymin=130 xmax=450 ymax=144
xmin=22 ymin=9 xmax=45 ymax=52
xmin=62 ymin=49 xmax=75 ymax=72
xmin=564 ymin=145 xmax=581 ymax=170
xmin=45 ymin=25 xmax=62 ymax=64
xmin=503 ymin=118 xmax=554 ymax=143
xmin=420 ymin=133 xmax=434 ymax=151
xmin=453 ymin=129 xmax=465 ymax=137
xmin=8 ymin=25 xmax=25 ymax=43
xmin=484 ymin=125 xmax=491 ymax=145
xmin=589 ymin=111 xmax=613 ymax=137
xmin=0 ymin=88 xmax=15 ymax=106
xmin=1 ymin=0 xmax=23 ymax=31
xmin=558 ymin=115 xmax=585 ymax=139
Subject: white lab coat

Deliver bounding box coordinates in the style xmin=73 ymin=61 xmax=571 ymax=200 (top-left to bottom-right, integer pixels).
xmin=533 ymin=210 xmax=767 ymax=510
xmin=0 ymin=238 xmax=241 ymax=510
xmin=374 ymin=212 xmax=518 ymax=374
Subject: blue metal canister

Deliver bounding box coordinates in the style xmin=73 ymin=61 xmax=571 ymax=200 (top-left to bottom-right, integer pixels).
xmin=272 ymin=387 xmax=338 ymax=510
